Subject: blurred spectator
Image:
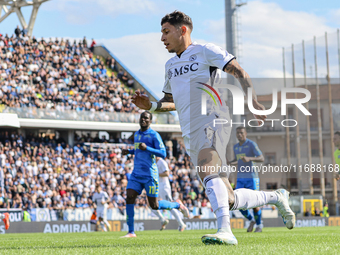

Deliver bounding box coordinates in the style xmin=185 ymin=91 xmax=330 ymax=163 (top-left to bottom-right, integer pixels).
xmin=22 ymin=26 xmax=28 ymax=37
xmin=90 ymin=38 xmax=96 ymax=52
xmin=15 ymin=25 xmax=21 ymax=37
xmin=83 ymin=36 xmax=88 ymax=48
xmin=315 ymin=207 xmax=320 ymax=216
xmin=0 ymin=33 xmax=140 ymax=117
xmin=0 ymin=131 xmax=208 ymax=213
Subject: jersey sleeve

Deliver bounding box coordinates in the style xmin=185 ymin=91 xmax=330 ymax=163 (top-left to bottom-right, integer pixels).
xmin=203 ymin=43 xmax=235 ymax=71
xmin=104 ymin=192 xmax=109 ymax=200
xmin=146 ymin=132 xmax=166 ymax=158
xmin=251 ymin=142 xmax=262 ymax=157
xmin=162 ymin=64 xmax=172 ymax=94
xmin=158 ymin=159 xmax=169 ymax=174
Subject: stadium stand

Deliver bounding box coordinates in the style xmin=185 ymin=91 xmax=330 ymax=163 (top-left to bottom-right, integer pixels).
xmin=0 ymin=33 xmax=140 ymax=114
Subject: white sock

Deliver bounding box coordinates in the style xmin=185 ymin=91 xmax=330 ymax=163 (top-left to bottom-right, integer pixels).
xmin=104 ymin=220 xmax=110 ymax=230
xmin=232 ymin=188 xmax=279 ymax=210
xmin=0 ymin=213 xmax=4 ymax=220
xmin=100 ymin=221 xmax=107 ymax=232
xmin=152 ymin=209 xmax=165 ymax=221
xmin=203 ymin=174 xmax=232 ymax=233
xmin=171 ymin=209 xmax=185 ymax=226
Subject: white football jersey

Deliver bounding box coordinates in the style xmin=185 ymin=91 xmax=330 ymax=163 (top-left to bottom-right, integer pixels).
xmin=157 ymin=158 xmax=171 ymax=190
xmin=92 ymin=191 xmax=109 ymax=209
xmin=162 ymin=42 xmax=235 ymax=136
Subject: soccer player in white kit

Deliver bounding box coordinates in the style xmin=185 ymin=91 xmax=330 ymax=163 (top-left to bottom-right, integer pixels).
xmin=132 ymin=11 xmax=295 ymax=245
xmin=152 ymin=157 xmax=186 ymax=231
xmin=92 ymin=185 xmax=111 ymax=232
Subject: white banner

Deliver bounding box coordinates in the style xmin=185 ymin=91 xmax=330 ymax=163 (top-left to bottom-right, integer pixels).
xmin=63 ymin=208 xmax=93 ymax=221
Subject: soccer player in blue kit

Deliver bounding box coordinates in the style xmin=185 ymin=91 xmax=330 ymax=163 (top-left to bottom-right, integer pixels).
xmin=230 ymin=127 xmax=264 ymax=232
xmin=121 ymin=111 xmax=189 ymax=238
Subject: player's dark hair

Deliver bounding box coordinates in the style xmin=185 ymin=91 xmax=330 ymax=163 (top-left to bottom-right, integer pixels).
xmin=143 ymin=110 xmax=153 ymax=120
xmin=161 ymin=11 xmax=193 ymax=31
xmin=236 ymin=126 xmax=246 ymax=131
xmin=335 ymin=131 xmax=340 ymax=136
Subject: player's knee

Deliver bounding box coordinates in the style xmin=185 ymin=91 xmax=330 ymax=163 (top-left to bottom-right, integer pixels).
xmin=126 ymin=195 xmax=136 ymax=204
xmin=228 ymin=190 xmax=235 ymax=206
xmin=149 ymin=201 xmax=159 ymax=210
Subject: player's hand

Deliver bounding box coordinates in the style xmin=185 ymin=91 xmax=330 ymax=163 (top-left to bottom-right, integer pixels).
xmin=122 ymin=149 xmax=129 ymax=155
xmin=240 ymin=156 xmax=250 ymax=163
xmin=139 ymin=143 xmax=147 ymax=150
xmin=101 ymin=201 xmax=106 ymax=205
xmin=252 ymin=100 xmax=267 ymax=126
xmin=131 ymin=91 xmax=152 ymax=110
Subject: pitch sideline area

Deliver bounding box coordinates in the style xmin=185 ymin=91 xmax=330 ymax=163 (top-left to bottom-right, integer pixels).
xmin=0 ymin=227 xmax=339 ymax=254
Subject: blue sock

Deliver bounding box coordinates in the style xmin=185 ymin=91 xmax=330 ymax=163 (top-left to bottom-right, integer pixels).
xmin=126 ymin=204 xmax=135 ymax=234
xmin=240 ymin=209 xmax=254 ymax=221
xmin=158 ymin=200 xmax=180 ymax=210
xmin=253 ymin=209 xmax=262 ymax=226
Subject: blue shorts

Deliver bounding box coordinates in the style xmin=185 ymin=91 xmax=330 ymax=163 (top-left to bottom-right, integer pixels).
xmin=126 ymin=175 xmax=159 ymax=197
xmin=236 ymin=178 xmax=260 ymax=191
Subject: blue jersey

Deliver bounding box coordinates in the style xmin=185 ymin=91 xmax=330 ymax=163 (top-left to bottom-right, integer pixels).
xmin=233 ymin=138 xmax=262 ymax=179
xmin=128 ymin=128 xmax=166 ymax=179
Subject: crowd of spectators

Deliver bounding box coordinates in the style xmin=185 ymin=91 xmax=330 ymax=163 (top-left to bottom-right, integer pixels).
xmin=0 ymin=29 xmax=140 ymax=115
xmin=0 ymin=131 xmax=209 ymax=215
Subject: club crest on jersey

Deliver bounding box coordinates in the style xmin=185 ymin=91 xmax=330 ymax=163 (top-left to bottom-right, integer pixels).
xmin=189 ymin=54 xmax=197 ymax=61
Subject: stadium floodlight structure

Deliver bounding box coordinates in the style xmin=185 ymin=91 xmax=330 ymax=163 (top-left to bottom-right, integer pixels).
xmin=0 ymin=0 xmax=49 ymax=36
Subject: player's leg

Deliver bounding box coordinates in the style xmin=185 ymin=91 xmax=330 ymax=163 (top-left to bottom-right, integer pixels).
xmin=146 ymin=178 xmax=189 ymax=218
xmin=236 ymin=179 xmax=256 ymax=232
xmin=253 ymin=207 xmax=262 ymax=232
xmin=220 ymin=171 xmax=295 ymax=230
xmin=163 ymin=190 xmax=186 ymax=231
xmin=197 ymin=148 xmax=237 ymax=245
xmin=125 ymin=189 xmax=138 ymax=236
xmin=0 ymin=213 xmax=9 ymax=230
xmin=151 ymin=209 xmax=166 ymax=222
xmin=170 ymin=208 xmax=186 ymax=231
xmin=252 ymin=178 xmax=262 ymax=232
xmin=121 ymin=182 xmax=140 ymax=238
xmin=102 ymin=206 xmax=111 ymax=231
xmin=98 ymin=216 xmax=107 ymax=232
xmin=230 ymin=188 xmax=295 ymax=229
xmin=152 ymin=188 xmax=169 ymax=231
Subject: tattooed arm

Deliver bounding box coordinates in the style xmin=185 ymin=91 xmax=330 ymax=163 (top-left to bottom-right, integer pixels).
xmin=131 ymin=91 xmax=176 ymax=112
xmin=224 ymin=59 xmax=266 ymax=122
xmin=224 ymin=59 xmax=257 ymax=102
xmin=155 ymin=93 xmax=176 ymax=112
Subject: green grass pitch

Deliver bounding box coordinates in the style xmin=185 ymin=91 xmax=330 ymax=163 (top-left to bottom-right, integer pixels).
xmin=0 ymin=227 xmax=339 ymax=254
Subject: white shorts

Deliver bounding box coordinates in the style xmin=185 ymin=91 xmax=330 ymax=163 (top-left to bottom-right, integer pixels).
xmin=183 ymin=119 xmax=231 ymax=169
xmin=97 ymin=207 xmax=107 ymax=220
xmin=159 ymin=186 xmax=172 ymax=201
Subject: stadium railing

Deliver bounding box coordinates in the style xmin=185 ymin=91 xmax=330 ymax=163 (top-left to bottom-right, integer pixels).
xmin=2 ymin=107 xmax=179 ymax=125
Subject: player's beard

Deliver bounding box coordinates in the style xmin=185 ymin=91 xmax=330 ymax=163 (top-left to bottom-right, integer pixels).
xmin=168 ymin=48 xmax=176 ymax=53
